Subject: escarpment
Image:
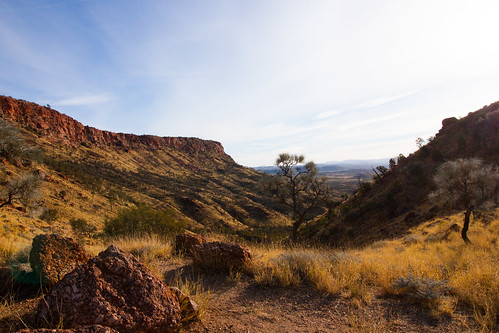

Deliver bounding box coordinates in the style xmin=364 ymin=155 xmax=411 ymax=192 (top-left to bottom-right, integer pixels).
xmin=0 ymin=95 xmax=226 ymax=156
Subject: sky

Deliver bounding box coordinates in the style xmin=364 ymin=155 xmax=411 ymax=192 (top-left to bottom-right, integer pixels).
xmin=1 ymin=0 xmax=499 ymax=167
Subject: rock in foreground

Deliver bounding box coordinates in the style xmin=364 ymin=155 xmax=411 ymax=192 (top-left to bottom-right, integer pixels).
xmin=175 ymin=231 xmax=206 ymax=255
xmin=191 ymin=241 xmax=252 ymax=271
xmin=29 ymin=234 xmax=90 ymax=285
xmin=37 ymin=245 xmax=182 ymax=332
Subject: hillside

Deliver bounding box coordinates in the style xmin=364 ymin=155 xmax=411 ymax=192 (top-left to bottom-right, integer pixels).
xmin=305 ymin=101 xmax=499 ymax=246
xmin=0 ymin=95 xmax=290 ymax=243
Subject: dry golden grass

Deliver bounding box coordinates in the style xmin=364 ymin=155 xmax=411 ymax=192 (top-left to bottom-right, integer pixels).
xmin=1 ymin=210 xmax=497 ymax=331
xmin=0 ymin=237 xmax=30 ymax=265
xmin=84 ymin=234 xmax=177 ymax=278
xmin=250 ymin=211 xmax=499 ymax=331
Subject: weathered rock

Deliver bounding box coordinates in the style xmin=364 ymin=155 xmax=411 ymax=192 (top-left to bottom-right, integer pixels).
xmin=37 ymin=245 xmax=182 ymax=333
xmin=0 ymin=95 xmax=227 ymax=155
xmin=191 ymin=241 xmax=253 ymax=271
xmin=29 ymin=234 xmax=90 ymax=285
xmin=175 ymin=231 xmax=206 ymax=254
xmin=169 ymin=287 xmax=199 ymax=322
xmin=17 ymin=325 xmax=118 ymax=333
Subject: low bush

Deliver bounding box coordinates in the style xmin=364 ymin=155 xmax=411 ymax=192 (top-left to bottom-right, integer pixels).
xmin=69 ymin=218 xmax=97 ymax=237
xmin=103 ymin=205 xmax=185 ymax=237
xmin=40 ymin=208 xmax=58 ymax=223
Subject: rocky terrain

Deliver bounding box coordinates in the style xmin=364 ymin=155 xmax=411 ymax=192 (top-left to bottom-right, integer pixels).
xmin=305 ymin=102 xmax=499 ymax=246
xmin=0 ymin=95 xmax=291 ymax=243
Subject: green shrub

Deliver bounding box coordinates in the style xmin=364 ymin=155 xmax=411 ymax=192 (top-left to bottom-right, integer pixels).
xmin=40 ymin=208 xmax=58 ymax=223
xmin=104 ymin=205 xmax=185 ymax=237
xmin=70 ymin=218 xmax=97 ymax=237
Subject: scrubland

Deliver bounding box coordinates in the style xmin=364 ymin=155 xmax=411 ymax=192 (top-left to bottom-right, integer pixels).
xmin=1 ymin=211 xmax=498 ymax=332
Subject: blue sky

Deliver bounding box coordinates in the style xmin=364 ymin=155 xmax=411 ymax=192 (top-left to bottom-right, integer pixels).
xmin=1 ymin=0 xmax=499 ymax=166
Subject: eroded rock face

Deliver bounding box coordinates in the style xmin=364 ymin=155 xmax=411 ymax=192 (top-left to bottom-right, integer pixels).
xmin=191 ymin=241 xmax=252 ymax=271
xmin=0 ymin=95 xmax=227 ymax=155
xmin=29 ymin=234 xmax=90 ymax=285
xmin=37 ymin=245 xmax=181 ymax=333
xmin=175 ymin=231 xmax=206 ymax=255
xmin=17 ymin=325 xmax=118 ymax=333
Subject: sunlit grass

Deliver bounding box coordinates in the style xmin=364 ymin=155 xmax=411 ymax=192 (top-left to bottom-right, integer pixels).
xmin=0 ymin=237 xmax=30 ymax=265
xmin=85 ymin=234 xmax=176 ymax=278
xmin=1 ymin=210 xmax=498 ymax=331
xmin=249 ymin=211 xmax=499 ymax=330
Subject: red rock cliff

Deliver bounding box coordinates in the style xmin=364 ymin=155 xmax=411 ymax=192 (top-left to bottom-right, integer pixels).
xmin=0 ymin=95 xmax=227 ymax=156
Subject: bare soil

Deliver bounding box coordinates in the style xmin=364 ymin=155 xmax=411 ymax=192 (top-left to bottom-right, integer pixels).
xmin=164 ymin=263 xmax=474 ymax=333
xmin=0 ymin=261 xmax=476 ymax=333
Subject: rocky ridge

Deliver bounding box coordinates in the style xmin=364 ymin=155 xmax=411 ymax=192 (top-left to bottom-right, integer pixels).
xmin=0 ymin=95 xmax=226 ymax=156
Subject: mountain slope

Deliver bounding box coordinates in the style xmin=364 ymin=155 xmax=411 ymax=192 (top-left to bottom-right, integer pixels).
xmin=0 ymin=95 xmax=290 ymax=242
xmin=304 ymin=101 xmax=499 ymax=246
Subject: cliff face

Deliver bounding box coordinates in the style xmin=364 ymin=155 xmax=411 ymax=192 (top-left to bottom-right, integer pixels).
xmin=0 ymin=95 xmax=227 ymax=156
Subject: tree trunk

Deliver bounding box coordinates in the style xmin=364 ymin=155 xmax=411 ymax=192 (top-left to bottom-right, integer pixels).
xmin=292 ymin=224 xmax=298 ymax=243
xmin=462 ymin=208 xmax=472 ymax=244
xmin=0 ymin=196 xmax=12 ymax=209
xmin=291 ymin=217 xmax=304 ymax=243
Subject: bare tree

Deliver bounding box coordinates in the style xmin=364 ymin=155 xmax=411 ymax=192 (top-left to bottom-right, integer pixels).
xmin=261 ymin=153 xmax=331 ymax=242
xmin=432 ymin=158 xmax=499 ymax=243
xmin=416 ymin=137 xmax=425 ymax=149
xmin=0 ymin=172 xmax=42 ymax=209
xmin=0 ymin=118 xmax=40 ymax=163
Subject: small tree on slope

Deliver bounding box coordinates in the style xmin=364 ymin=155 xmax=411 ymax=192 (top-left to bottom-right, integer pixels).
xmin=0 ymin=172 xmax=42 ymax=209
xmin=432 ymin=158 xmax=499 ymax=244
xmin=261 ymin=153 xmax=331 ymax=242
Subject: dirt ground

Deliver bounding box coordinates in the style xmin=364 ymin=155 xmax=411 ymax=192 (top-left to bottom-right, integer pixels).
xmin=165 ymin=264 xmax=474 ymax=333
xmin=0 ymin=261 xmax=477 ymax=333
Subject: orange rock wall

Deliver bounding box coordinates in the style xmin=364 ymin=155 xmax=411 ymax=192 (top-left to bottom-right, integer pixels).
xmin=0 ymin=95 xmax=227 ymax=155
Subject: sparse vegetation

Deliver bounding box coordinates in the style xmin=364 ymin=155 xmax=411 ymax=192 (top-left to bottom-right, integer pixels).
xmin=432 ymin=158 xmax=499 ymax=243
xmin=0 ymin=172 xmax=42 ymax=209
xmin=1 ymin=96 xmax=499 ymax=332
xmin=69 ymin=218 xmax=97 ymax=237
xmin=103 ymin=204 xmax=186 ymax=237
xmin=250 ymin=213 xmax=499 ymax=330
xmin=261 ymin=153 xmax=332 ymax=242
xmin=0 ymin=118 xmax=41 ymax=164
xmin=40 ymin=208 xmax=58 ymax=223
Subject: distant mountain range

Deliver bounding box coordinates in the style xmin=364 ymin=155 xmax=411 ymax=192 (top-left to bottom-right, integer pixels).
xmin=254 ymin=158 xmax=390 ymax=174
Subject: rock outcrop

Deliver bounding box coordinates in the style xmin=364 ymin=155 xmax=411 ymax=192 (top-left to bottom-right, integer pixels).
xmin=175 ymin=231 xmax=206 ymax=255
xmin=191 ymin=241 xmax=253 ymax=271
xmin=29 ymin=234 xmax=90 ymax=285
xmin=37 ymin=245 xmax=184 ymax=332
xmin=0 ymin=95 xmax=227 ymax=155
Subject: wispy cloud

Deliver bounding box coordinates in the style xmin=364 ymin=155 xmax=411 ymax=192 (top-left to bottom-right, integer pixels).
xmin=54 ymin=93 xmax=114 ymax=107
xmin=1 ymin=1 xmax=499 ymax=166
xmin=315 ymin=90 xmax=419 ymax=120
xmin=355 ymin=90 xmax=420 ymax=110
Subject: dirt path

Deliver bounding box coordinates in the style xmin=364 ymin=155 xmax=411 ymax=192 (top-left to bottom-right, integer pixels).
xmin=165 ymin=264 xmax=473 ymax=333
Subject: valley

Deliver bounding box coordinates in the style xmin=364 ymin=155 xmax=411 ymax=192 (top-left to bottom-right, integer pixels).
xmin=0 ymin=96 xmax=498 ymax=332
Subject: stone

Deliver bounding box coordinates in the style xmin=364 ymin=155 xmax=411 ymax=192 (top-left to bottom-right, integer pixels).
xmin=17 ymin=325 xmax=118 ymax=333
xmin=175 ymin=231 xmax=206 ymax=255
xmin=169 ymin=287 xmax=199 ymax=322
xmin=191 ymin=241 xmax=253 ymax=271
xmin=0 ymin=95 xmax=227 ymax=155
xmin=37 ymin=245 xmax=182 ymax=333
xmin=29 ymin=234 xmax=90 ymax=285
